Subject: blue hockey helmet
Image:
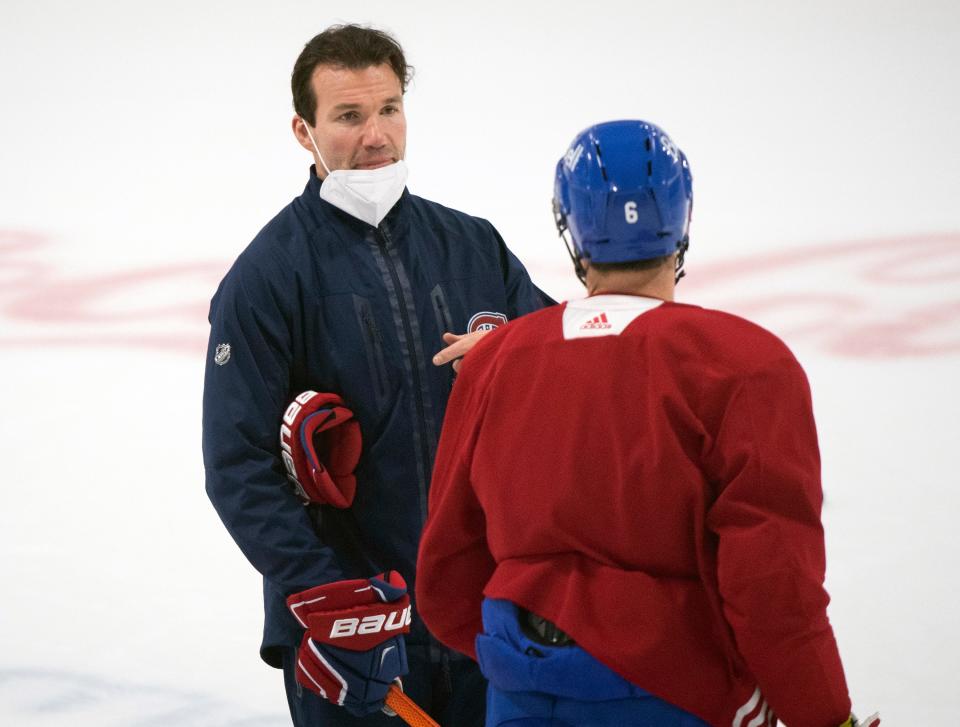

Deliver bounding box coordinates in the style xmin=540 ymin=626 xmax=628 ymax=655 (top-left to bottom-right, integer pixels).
xmin=553 ymin=120 xmax=693 ymax=283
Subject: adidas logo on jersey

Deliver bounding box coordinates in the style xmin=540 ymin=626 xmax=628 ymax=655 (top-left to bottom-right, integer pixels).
xmin=580 ymin=313 xmax=612 ymax=330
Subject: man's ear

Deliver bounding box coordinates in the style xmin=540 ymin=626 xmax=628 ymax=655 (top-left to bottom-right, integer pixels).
xmin=292 ymin=115 xmax=316 ymax=153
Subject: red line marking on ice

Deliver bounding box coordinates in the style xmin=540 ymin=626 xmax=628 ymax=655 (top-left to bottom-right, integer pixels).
xmin=3 ymin=264 xmax=220 ymax=323
xmin=1 ymin=229 xmax=958 ymax=358
xmin=0 ymin=334 xmax=207 ymax=354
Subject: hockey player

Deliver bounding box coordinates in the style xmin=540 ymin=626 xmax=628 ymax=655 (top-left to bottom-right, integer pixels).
xmin=202 ymin=25 xmax=550 ymax=727
xmin=416 ymin=120 xmax=877 ymax=726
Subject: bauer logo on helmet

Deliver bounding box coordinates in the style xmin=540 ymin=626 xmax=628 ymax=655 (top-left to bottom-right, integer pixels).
xmin=659 ymin=134 xmax=680 ymax=163
xmin=563 ymin=143 xmax=584 ymax=172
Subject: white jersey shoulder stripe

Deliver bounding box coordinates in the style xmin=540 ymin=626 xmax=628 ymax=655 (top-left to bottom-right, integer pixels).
xmin=746 ymin=701 xmax=770 ymax=727
xmin=732 ymin=687 xmax=762 ymax=727
xmin=562 ymin=294 xmax=663 ymax=340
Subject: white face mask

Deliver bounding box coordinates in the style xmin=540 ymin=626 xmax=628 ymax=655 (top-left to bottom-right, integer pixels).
xmin=301 ymin=119 xmax=408 ymax=228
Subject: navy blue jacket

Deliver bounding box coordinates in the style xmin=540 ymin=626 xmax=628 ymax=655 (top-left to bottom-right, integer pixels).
xmin=202 ymin=170 xmax=550 ymax=666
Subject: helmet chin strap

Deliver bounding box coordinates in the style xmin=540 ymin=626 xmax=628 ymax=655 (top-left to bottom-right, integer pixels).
xmin=675 ymin=235 xmax=690 ymax=284
xmin=564 ymin=230 xmax=588 ymax=287
xmin=553 ymin=199 xmax=588 ymax=287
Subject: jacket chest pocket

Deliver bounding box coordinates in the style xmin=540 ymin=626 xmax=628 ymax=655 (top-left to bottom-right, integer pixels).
xmin=353 ymin=295 xmax=392 ymax=411
xmin=430 ymin=284 xmax=457 ymax=394
xmin=430 ymin=284 xmax=456 ymax=338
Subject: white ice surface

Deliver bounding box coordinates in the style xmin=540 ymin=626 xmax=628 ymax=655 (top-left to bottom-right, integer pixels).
xmin=2 ymin=1 xmax=959 ymax=724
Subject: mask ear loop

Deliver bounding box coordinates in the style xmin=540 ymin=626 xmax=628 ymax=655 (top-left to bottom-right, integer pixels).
xmin=300 ymin=117 xmax=333 ymax=176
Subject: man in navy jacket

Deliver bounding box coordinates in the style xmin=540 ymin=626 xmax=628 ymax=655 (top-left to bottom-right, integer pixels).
xmin=202 ymin=24 xmax=549 ymax=726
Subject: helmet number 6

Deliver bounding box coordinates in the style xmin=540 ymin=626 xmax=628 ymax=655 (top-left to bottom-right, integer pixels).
xmin=624 ymin=201 xmax=638 ymax=224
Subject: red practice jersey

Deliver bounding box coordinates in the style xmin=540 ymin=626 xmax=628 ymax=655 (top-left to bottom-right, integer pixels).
xmin=416 ymin=294 xmax=851 ymax=727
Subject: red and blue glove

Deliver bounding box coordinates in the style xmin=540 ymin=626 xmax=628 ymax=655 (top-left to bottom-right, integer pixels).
xmin=286 ymin=571 xmax=411 ymax=716
xmin=280 ymin=390 xmax=362 ymax=507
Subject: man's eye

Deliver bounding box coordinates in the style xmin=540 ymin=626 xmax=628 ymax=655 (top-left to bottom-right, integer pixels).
xmin=338 ymin=111 xmax=360 ymax=122
xmin=382 ymin=105 xmax=400 ymax=115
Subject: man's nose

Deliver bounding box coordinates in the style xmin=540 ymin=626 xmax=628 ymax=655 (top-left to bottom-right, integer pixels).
xmin=361 ymin=116 xmax=387 ymax=148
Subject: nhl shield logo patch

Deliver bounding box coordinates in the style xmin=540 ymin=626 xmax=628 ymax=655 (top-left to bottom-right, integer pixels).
xmin=467 ymin=311 xmax=507 ymax=334
xmin=214 ymin=342 xmax=232 ymax=366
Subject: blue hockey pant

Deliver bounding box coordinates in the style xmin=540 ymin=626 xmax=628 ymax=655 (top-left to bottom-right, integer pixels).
xmin=475 ymin=599 xmax=710 ymax=727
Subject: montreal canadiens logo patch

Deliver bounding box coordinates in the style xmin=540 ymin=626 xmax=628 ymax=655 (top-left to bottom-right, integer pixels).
xmin=467 ymin=311 xmax=507 ymax=333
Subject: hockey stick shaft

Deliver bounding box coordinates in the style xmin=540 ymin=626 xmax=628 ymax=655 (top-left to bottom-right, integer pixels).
xmin=386 ymin=684 xmax=440 ymax=727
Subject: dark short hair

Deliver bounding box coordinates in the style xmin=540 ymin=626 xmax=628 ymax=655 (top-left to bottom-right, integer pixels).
xmin=292 ymin=24 xmax=413 ymax=125
xmin=589 ymin=255 xmax=673 ymax=274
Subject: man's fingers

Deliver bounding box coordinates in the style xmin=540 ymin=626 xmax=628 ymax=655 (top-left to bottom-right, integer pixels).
xmin=432 ymin=337 xmax=472 ymax=365
xmin=432 ymin=330 xmax=489 ymax=366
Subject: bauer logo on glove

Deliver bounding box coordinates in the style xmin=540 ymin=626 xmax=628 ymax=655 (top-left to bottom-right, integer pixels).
xmin=280 ymin=390 xmax=361 ymax=506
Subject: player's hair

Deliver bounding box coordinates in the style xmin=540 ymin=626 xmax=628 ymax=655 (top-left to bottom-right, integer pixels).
xmin=292 ymin=25 xmax=414 ymax=126
xmin=588 ymin=255 xmax=673 ymax=274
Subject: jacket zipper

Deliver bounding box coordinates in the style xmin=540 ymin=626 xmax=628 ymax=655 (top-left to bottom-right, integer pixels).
xmin=375 ymin=226 xmax=431 ymax=525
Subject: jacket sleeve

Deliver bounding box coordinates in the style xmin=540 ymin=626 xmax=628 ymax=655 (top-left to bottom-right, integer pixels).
xmin=488 ymin=222 xmax=556 ymax=317
xmin=202 ymin=251 xmax=344 ymax=595
xmin=704 ymin=356 xmax=851 ymax=727
xmin=416 ymin=344 xmax=497 ymax=660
